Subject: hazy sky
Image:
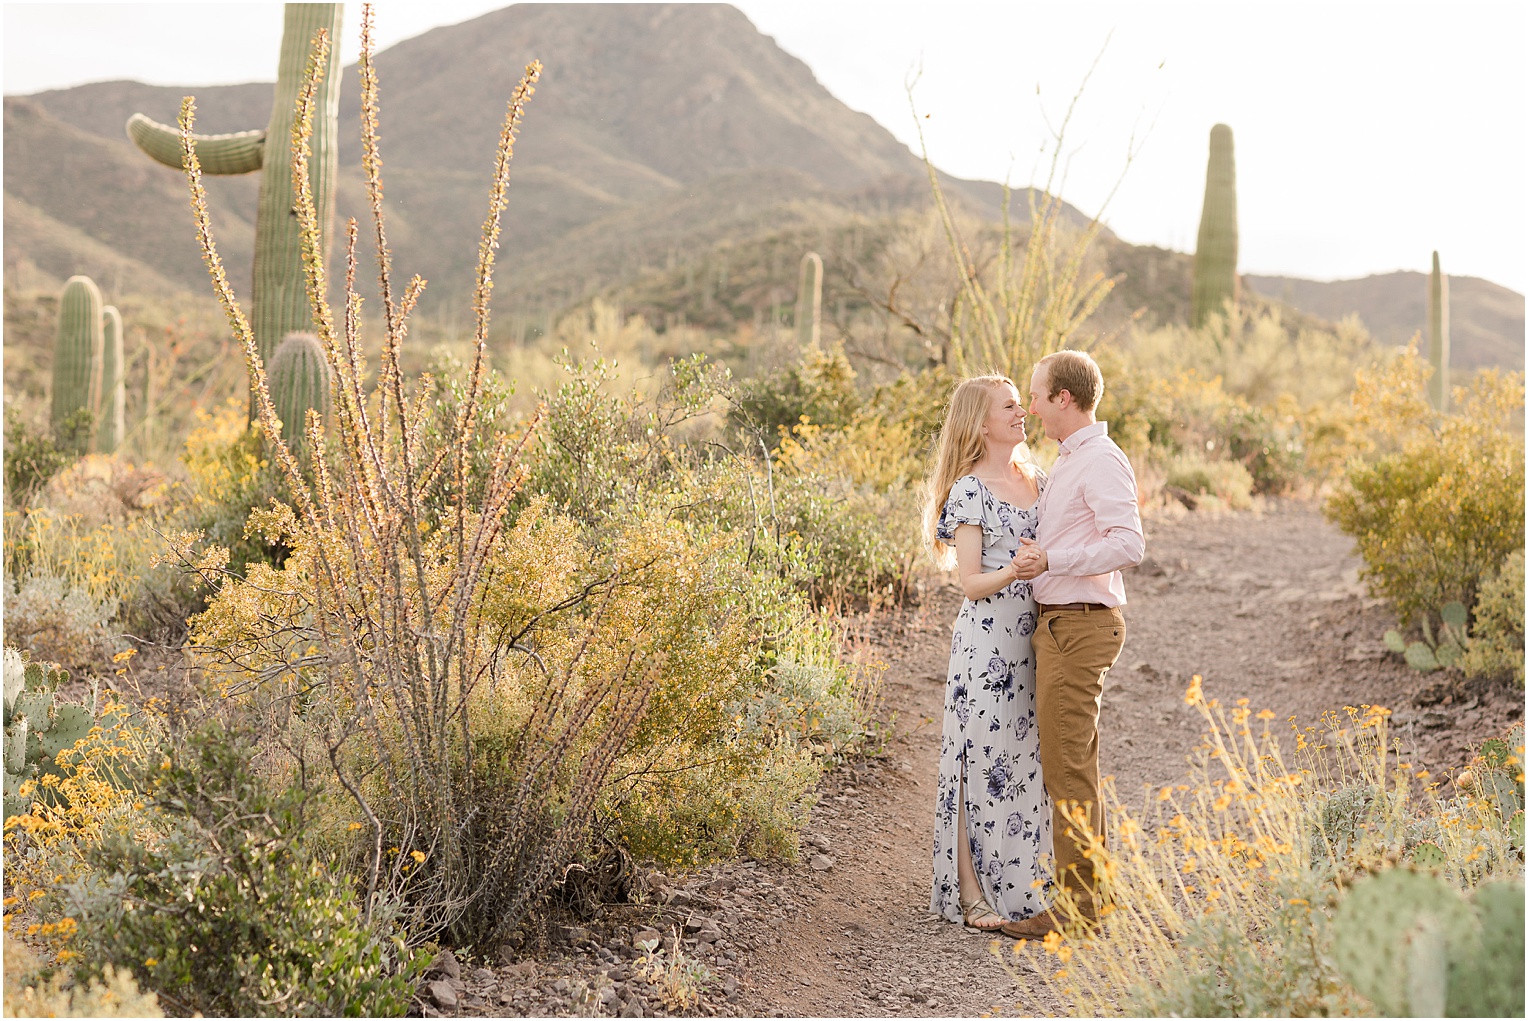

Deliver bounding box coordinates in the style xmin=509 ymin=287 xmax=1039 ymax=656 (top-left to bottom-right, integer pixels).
xmin=5 ymin=1 xmax=1525 ymax=292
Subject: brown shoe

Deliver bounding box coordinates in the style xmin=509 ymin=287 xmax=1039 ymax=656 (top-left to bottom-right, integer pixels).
xmin=999 ymin=910 xmax=1061 ymax=939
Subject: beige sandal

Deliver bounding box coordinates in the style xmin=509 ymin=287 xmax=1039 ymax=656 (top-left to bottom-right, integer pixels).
xmin=960 ymin=891 xmax=1006 ymax=931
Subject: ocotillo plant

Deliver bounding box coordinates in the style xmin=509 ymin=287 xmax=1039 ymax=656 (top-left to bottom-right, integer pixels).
xmin=97 ymin=305 xmax=126 ymax=453
xmin=50 ymin=275 xmax=104 ymax=454
xmin=126 ymin=3 xmax=342 ymax=421
xmin=1191 ymin=123 xmax=1239 ymax=328
xmin=267 ymin=330 xmax=331 ymax=453
xmin=1428 ymin=250 xmax=1450 ymax=411
xmin=796 ymin=251 xmax=822 ymax=348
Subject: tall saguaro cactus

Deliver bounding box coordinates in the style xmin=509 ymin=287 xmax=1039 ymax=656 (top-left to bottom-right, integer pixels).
xmin=1191 ymin=123 xmax=1239 ymax=328
xmin=97 ymin=305 xmax=126 ymax=453
xmin=50 ymin=276 xmax=104 ymax=454
xmin=796 ymin=251 xmax=822 ymax=348
xmin=126 ymin=3 xmax=343 ymax=421
xmin=1428 ymin=250 xmax=1450 ymax=412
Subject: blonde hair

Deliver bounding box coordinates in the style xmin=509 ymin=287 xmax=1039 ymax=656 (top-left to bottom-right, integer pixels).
xmin=922 ymin=374 xmax=1034 ymax=570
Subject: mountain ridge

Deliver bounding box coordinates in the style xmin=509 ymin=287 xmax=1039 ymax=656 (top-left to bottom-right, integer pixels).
xmin=4 ymin=2 xmax=1522 ymax=371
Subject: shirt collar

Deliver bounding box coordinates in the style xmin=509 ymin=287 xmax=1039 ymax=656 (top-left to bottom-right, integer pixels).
xmin=1059 ymin=421 xmax=1109 ymax=454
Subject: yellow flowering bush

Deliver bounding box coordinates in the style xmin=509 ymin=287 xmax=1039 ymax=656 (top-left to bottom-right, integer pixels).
xmin=1003 ymin=678 xmax=1522 ymax=1016
xmin=1327 ymin=348 xmax=1524 ymax=626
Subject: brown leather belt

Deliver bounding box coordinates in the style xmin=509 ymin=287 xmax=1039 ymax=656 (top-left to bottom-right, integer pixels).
xmin=1038 ymin=602 xmax=1113 ymax=613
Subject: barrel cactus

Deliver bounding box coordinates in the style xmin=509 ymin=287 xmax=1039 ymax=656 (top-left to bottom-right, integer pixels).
xmin=268 ymin=330 xmax=331 ymax=453
xmin=50 ymin=275 xmax=104 ymax=454
xmin=796 ymin=251 xmax=822 ymax=348
xmin=126 ymin=4 xmax=342 ymax=421
xmin=1428 ymin=250 xmax=1450 ymax=411
xmin=1191 ymin=124 xmax=1239 ymax=328
xmin=3 ymin=650 xmax=95 ymax=823
xmin=1331 ymin=867 xmax=1525 ymax=1016
xmin=97 ymin=304 xmax=126 ymax=453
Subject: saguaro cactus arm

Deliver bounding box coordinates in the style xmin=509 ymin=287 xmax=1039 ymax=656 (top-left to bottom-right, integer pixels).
xmin=97 ymin=305 xmax=126 ymax=453
xmin=126 ymin=113 xmax=265 ymax=174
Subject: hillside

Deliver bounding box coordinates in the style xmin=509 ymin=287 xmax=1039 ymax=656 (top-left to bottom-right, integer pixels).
xmin=1246 ymin=272 xmax=1524 ymax=372
xmin=4 ymin=2 xmax=1522 ymax=372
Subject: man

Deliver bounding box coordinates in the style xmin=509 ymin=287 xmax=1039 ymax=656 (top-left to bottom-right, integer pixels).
xmin=1004 ymin=349 xmax=1144 ymax=939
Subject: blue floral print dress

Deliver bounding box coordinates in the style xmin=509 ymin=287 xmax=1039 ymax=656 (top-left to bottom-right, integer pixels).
xmin=930 ymin=473 xmax=1053 ymax=924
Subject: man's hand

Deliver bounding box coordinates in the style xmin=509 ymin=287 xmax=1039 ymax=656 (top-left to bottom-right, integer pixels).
xmin=1011 ymin=537 xmax=1048 ymax=580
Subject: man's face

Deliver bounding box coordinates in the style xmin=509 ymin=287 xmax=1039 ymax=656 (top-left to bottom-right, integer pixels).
xmin=1027 ymin=364 xmax=1059 ymax=434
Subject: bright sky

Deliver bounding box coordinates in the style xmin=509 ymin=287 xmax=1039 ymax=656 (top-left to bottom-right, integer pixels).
xmin=4 ymin=1 xmax=1525 ymax=293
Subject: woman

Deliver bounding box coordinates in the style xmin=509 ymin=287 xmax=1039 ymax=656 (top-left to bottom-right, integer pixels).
xmin=924 ymin=374 xmax=1052 ymax=933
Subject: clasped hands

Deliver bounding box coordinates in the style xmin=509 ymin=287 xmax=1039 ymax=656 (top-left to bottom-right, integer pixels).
xmin=1009 ymin=537 xmax=1047 ymax=580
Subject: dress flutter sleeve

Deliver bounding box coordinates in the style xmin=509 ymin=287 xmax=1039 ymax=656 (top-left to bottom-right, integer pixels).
xmin=935 ymin=477 xmax=998 ymax=542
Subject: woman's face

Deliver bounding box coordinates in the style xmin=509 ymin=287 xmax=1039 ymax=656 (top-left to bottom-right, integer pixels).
xmin=982 ymin=382 xmax=1028 ymax=448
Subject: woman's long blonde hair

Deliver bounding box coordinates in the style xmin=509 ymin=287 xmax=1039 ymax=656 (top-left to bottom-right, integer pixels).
xmin=923 ymin=374 xmax=1035 ymax=570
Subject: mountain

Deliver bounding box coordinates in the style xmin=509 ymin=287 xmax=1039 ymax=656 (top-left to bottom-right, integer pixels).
xmin=7 ymin=3 xmax=1023 ymax=314
xmin=4 ymin=2 xmax=1523 ymax=371
xmin=1246 ymin=272 xmax=1524 ymax=372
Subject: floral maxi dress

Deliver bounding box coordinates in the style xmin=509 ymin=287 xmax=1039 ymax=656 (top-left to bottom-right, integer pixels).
xmin=930 ymin=474 xmax=1053 ymax=924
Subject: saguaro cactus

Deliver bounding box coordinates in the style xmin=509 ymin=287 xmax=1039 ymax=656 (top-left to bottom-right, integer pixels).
xmin=1191 ymin=124 xmax=1239 ymax=328
xmin=796 ymin=251 xmax=822 ymax=348
xmin=1428 ymin=250 xmax=1450 ymax=411
xmin=126 ymin=3 xmax=342 ymax=421
xmin=50 ymin=275 xmax=104 ymax=454
xmin=97 ymin=305 xmax=126 ymax=453
xmin=268 ymin=330 xmax=331 ymax=453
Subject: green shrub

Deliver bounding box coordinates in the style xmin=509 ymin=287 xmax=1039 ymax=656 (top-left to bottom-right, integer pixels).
xmin=1327 ymin=358 xmax=1524 ymax=626
xmin=62 ymin=723 xmax=421 ymax=1018
xmin=1465 ymin=550 xmax=1525 ymax=686
xmin=733 ymin=346 xmax=861 ymax=444
xmin=3 ymin=408 xmax=92 ymax=508
xmin=1164 ymin=450 xmax=1255 ymax=509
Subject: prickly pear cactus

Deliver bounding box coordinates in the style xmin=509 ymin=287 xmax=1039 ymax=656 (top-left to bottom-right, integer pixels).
xmin=1452 ymin=877 xmax=1525 ymax=1017
xmin=126 ymin=4 xmax=342 ymax=422
xmin=1330 ymin=867 xmax=1476 ymax=1015
xmin=3 ymin=651 xmax=95 ymax=822
xmin=1406 ymin=840 xmax=1448 ymax=869
xmin=97 ymin=304 xmax=126 ymax=453
xmin=1191 ymin=124 xmax=1239 ymax=328
xmin=50 ymin=275 xmax=104 ymax=454
xmin=796 ymin=252 xmax=822 ymax=349
xmin=1428 ymin=250 xmax=1450 ymax=412
xmin=268 ymin=330 xmax=331 ymax=453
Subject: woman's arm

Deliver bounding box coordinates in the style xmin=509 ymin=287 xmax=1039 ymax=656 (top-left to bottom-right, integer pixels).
xmin=953 ymin=523 xmax=1021 ymax=600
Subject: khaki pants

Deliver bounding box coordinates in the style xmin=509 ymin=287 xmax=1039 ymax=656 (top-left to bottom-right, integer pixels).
xmin=1034 ymin=605 xmax=1125 ymax=916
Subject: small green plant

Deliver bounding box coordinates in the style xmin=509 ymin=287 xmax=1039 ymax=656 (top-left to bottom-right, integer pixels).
xmin=1464 ymin=549 xmax=1525 ymax=686
xmin=1384 ymin=601 xmax=1470 ymax=672
xmin=4 ymin=649 xmax=96 ymax=822
xmin=3 ymin=408 xmax=91 ymax=506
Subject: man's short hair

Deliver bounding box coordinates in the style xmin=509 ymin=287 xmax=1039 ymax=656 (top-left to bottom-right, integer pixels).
xmin=1037 ymin=350 xmax=1104 ymax=413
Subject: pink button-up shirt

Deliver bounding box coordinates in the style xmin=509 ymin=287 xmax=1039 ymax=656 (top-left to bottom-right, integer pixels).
xmin=1032 ymin=421 xmax=1144 ymax=607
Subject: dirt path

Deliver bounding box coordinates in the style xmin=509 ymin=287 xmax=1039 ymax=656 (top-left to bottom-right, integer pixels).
xmin=430 ymin=500 xmax=1521 ymax=1018
xmin=725 ymin=499 xmax=1523 ymax=1018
